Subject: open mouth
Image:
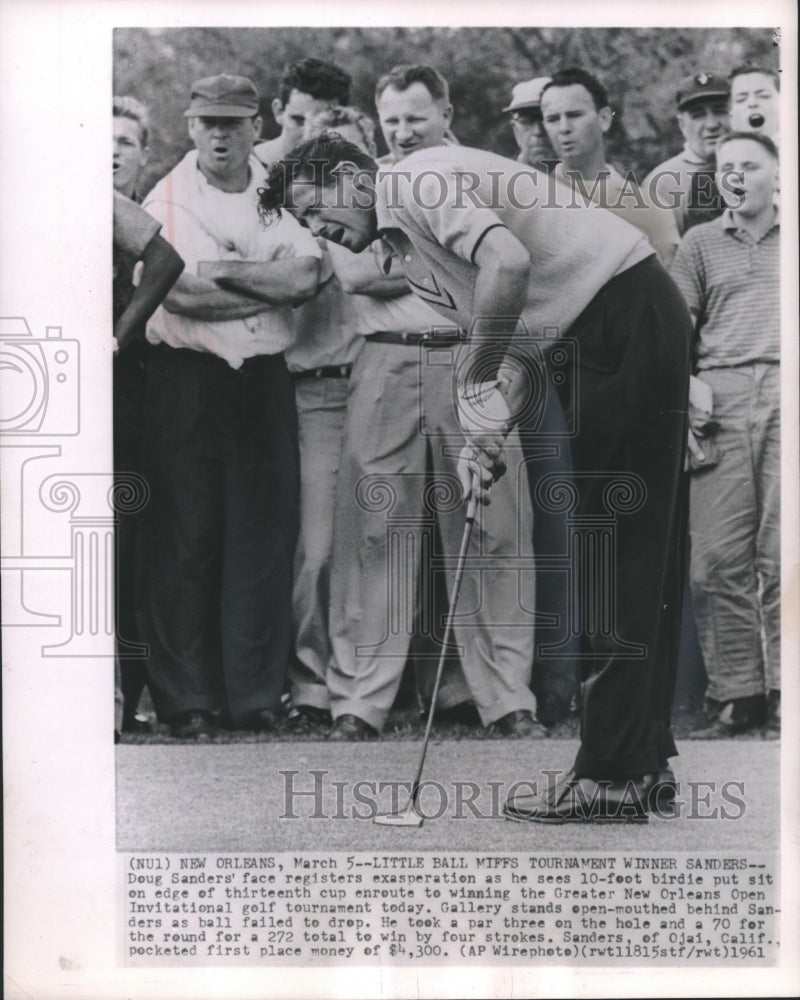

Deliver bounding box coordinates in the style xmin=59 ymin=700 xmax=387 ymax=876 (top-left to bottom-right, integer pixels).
xmin=748 ymin=113 xmax=766 ymax=128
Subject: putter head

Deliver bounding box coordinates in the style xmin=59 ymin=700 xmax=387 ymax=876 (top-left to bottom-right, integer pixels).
xmin=373 ymin=806 xmax=424 ymax=828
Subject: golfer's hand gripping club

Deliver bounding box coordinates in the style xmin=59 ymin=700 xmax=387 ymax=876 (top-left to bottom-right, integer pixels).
xmin=456 ymin=379 xmax=513 ymax=506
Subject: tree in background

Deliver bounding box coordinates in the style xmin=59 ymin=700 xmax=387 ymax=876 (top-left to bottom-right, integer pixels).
xmin=113 ymin=25 xmax=778 ymax=197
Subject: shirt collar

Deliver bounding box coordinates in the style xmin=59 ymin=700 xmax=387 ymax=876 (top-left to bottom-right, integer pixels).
xmin=376 ymin=235 xmax=397 ymax=275
xmin=721 ymin=206 xmax=780 ymax=237
xmin=681 ymin=144 xmax=714 ymax=168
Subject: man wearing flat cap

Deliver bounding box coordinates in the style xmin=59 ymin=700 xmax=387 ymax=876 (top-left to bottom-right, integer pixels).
xmin=643 ymin=71 xmax=730 ymax=235
xmin=141 ymin=74 xmax=323 ymax=738
xmin=503 ymin=77 xmax=556 ymax=172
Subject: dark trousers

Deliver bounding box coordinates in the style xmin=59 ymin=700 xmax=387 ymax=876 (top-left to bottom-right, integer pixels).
xmin=520 ymin=256 xmax=691 ymax=779
xmin=114 ymin=348 xmax=149 ymax=718
xmin=141 ymin=346 xmax=299 ymax=726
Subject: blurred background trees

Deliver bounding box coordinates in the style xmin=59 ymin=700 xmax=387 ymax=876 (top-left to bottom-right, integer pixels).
xmin=113 ymin=25 xmax=779 ymax=196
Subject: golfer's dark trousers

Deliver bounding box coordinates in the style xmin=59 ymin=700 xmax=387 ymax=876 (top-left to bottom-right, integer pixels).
xmin=520 ymin=255 xmax=691 ymax=780
xmin=141 ymin=345 xmax=299 ymax=727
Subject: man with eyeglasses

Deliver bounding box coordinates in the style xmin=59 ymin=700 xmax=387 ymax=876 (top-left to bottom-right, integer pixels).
xmin=503 ymin=77 xmax=557 ymax=172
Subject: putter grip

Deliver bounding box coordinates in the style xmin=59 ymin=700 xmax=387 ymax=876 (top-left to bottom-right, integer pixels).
xmin=466 ymin=471 xmax=480 ymax=521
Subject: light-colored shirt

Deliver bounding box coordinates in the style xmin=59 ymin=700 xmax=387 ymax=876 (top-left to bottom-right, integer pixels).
xmin=669 ymin=209 xmax=780 ymax=370
xmin=552 ymin=162 xmax=680 ymax=266
xmin=143 ymin=150 xmax=321 ymax=368
xmin=328 ymin=240 xmax=446 ymax=337
xmin=376 ymin=145 xmax=653 ymax=338
xmin=642 ymin=145 xmax=722 ymax=237
xmin=285 ymin=241 xmax=364 ymax=371
xmin=253 ymin=135 xmax=287 ymax=168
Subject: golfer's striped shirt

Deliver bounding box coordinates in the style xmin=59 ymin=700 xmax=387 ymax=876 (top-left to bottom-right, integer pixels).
xmin=670 ymin=209 xmax=780 ymax=370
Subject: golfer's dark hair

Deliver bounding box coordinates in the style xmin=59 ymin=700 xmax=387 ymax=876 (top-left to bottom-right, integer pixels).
xmin=716 ymin=130 xmax=779 ymax=161
xmin=258 ymin=134 xmax=378 ymax=223
xmin=113 ymin=95 xmax=150 ymax=147
xmin=542 ymin=67 xmax=610 ymax=111
xmin=278 ymin=58 xmax=351 ymax=106
xmin=729 ymin=64 xmax=780 ymax=91
xmin=375 ymin=64 xmax=450 ymax=105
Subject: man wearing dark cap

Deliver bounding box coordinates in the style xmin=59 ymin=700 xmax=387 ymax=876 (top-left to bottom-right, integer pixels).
xmin=502 ymin=77 xmax=557 ymax=171
xmin=141 ymin=74 xmax=322 ymax=737
xmin=643 ymin=71 xmax=730 ymax=235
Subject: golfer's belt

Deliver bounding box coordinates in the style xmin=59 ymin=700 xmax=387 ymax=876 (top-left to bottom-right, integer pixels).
xmin=366 ymin=330 xmax=467 ymax=348
xmin=292 ymin=364 xmax=353 ymax=380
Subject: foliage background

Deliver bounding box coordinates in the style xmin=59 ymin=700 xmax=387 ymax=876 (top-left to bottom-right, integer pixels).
xmin=113 ymin=26 xmax=779 ymax=197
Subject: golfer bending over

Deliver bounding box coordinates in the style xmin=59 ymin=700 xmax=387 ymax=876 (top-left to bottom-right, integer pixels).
xmin=259 ymin=136 xmax=691 ymax=823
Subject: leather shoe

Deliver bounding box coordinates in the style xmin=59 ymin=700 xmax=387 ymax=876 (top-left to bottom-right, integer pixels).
xmin=250 ymin=708 xmax=282 ymax=733
xmin=764 ymin=689 xmax=780 ymax=737
xmin=169 ymin=710 xmax=215 ymax=739
xmin=122 ymin=711 xmax=154 ymax=734
xmin=688 ymin=694 xmax=767 ymax=738
xmin=433 ymin=701 xmax=481 ymax=726
xmin=288 ymin=706 xmax=332 ymax=733
xmin=328 ymin=714 xmax=377 ymax=741
xmin=504 ymin=768 xmax=677 ymax=824
xmin=492 ymin=710 xmax=547 ymax=738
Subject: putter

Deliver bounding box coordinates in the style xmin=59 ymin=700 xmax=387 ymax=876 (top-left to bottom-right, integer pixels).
xmin=374 ymin=473 xmax=480 ymax=827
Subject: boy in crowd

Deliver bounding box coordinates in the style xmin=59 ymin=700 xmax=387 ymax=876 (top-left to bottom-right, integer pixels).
xmin=670 ymin=132 xmax=781 ymax=736
xmin=729 ymin=64 xmax=780 ymax=141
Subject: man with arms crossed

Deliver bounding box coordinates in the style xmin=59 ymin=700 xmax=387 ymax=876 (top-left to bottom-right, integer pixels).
xmin=260 ymin=135 xmax=691 ymax=821
xmin=142 ymin=74 xmax=322 ymax=738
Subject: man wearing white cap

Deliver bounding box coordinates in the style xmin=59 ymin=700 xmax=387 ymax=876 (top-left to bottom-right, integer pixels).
xmin=503 ymin=77 xmax=557 ymax=171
